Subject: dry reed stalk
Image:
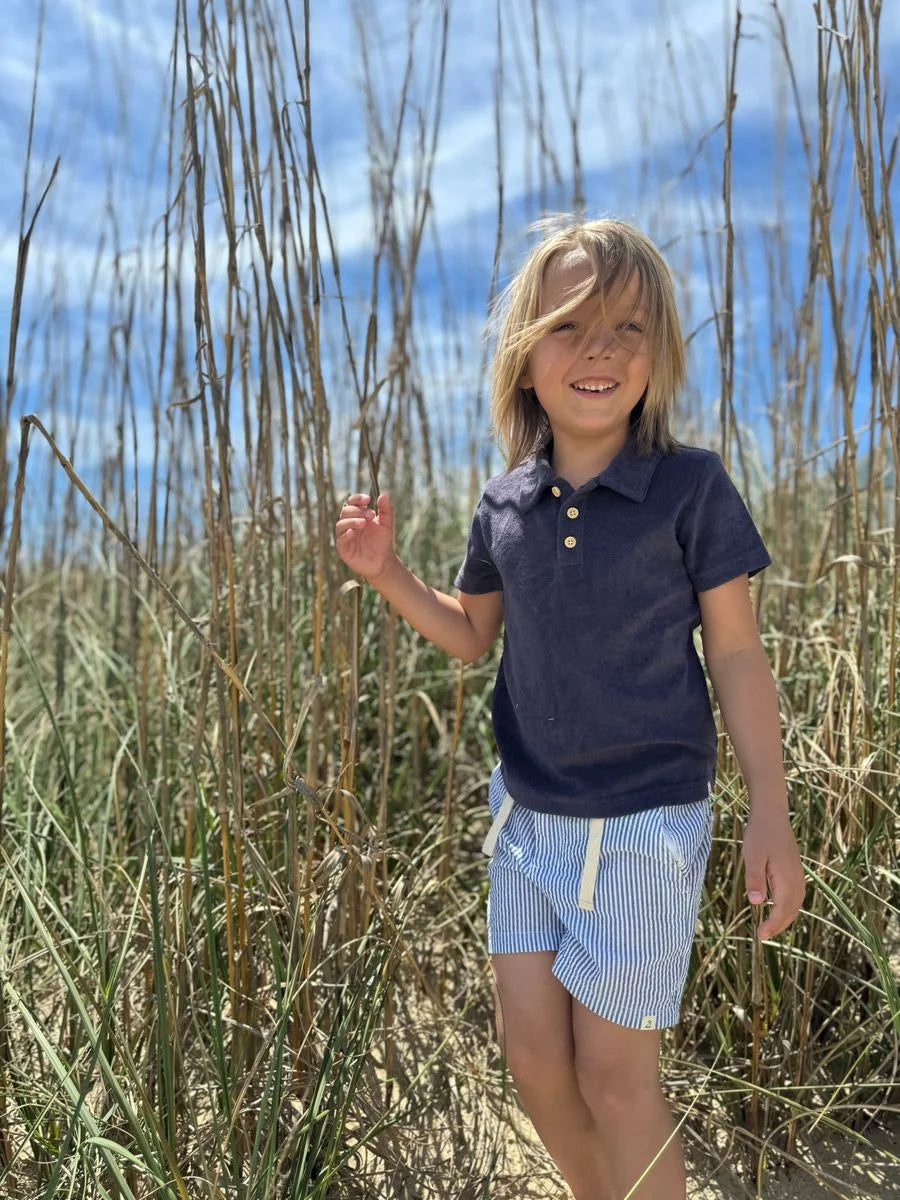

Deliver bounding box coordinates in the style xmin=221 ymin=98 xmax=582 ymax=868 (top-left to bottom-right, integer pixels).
xmin=718 ymin=14 xmax=765 ymax=1159
xmin=182 ymin=0 xmax=299 ymax=1123
xmin=824 ymin=0 xmax=899 ymax=741
xmin=0 ymin=427 xmax=34 ymax=1179
xmin=0 ymin=11 xmax=59 ymax=1161
xmin=719 ymin=8 xmax=739 ymax=470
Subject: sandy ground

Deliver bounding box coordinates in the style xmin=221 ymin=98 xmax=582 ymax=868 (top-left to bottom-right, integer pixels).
xmin=494 ymin=1099 xmax=899 ymax=1199
xmin=685 ymin=1123 xmax=899 ymax=1199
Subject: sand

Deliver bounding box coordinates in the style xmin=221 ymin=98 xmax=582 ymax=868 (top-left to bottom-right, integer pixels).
xmin=493 ymin=1100 xmax=899 ymax=1198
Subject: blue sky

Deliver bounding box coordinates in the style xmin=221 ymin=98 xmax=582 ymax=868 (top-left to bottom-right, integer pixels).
xmin=1 ymin=0 xmax=897 ymax=556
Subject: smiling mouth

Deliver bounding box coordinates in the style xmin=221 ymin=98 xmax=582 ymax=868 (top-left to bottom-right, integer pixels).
xmin=571 ymin=381 xmax=618 ymax=394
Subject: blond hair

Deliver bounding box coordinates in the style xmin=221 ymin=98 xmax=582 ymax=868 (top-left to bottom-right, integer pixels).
xmin=488 ymin=216 xmax=685 ymax=468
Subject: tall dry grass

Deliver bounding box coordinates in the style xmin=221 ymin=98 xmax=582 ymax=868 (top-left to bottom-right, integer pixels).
xmin=0 ymin=0 xmax=896 ymax=1197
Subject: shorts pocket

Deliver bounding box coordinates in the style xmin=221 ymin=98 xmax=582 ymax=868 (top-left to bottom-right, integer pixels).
xmin=658 ymin=797 xmax=712 ymax=878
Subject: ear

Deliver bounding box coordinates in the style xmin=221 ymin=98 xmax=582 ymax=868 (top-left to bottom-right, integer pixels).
xmin=519 ymin=365 xmax=533 ymax=389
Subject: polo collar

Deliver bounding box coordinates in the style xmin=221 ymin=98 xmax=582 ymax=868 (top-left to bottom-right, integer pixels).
xmin=518 ymin=426 xmax=663 ymax=513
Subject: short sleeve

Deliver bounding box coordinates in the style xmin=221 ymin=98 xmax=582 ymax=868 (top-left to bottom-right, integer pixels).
xmin=453 ymin=497 xmax=503 ymax=593
xmin=679 ymin=454 xmax=772 ymax=592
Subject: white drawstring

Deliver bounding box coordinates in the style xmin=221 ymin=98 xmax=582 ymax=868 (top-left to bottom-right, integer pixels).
xmin=482 ymin=791 xmax=515 ymax=856
xmin=484 ymin=794 xmax=606 ymax=913
xmin=578 ymin=817 xmax=606 ymax=911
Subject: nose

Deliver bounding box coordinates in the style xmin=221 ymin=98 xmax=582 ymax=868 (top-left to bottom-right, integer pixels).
xmin=581 ymin=325 xmax=617 ymax=357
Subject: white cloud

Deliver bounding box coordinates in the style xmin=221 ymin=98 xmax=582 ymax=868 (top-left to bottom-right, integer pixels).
xmin=4 ymin=0 xmax=874 ymax=274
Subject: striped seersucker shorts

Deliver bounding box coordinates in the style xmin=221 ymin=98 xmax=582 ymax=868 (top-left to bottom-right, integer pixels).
xmin=482 ymin=761 xmax=713 ymax=1031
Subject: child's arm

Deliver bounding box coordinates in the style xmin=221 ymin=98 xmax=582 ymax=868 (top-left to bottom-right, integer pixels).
xmin=699 ymin=574 xmax=806 ymax=942
xmin=335 ymin=491 xmax=501 ymax=664
xmin=370 ymin=555 xmax=501 ymax=663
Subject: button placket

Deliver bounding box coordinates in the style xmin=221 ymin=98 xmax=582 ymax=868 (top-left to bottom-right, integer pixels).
xmin=555 ymin=485 xmax=585 ymax=567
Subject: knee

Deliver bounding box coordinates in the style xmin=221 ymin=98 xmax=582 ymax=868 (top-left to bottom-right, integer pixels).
xmin=575 ymin=1058 xmax=662 ymax=1117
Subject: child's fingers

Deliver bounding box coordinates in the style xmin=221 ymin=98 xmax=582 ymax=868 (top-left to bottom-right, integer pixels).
xmin=339 ymin=501 xmax=375 ymax=526
xmin=756 ymin=870 xmax=805 ymax=941
xmin=340 ymin=493 xmax=390 ymax=514
xmin=335 ymin=518 xmax=368 ymax=537
xmin=375 ymin=492 xmax=392 ymax=518
xmin=341 ymin=494 xmax=370 ymax=514
xmin=758 ymin=899 xmax=792 ymax=941
xmin=745 ymin=868 xmax=767 ymax=907
xmin=336 ymin=493 xmax=392 ymax=538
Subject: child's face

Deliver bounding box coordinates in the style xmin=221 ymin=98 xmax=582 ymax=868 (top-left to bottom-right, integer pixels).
xmin=520 ymin=250 xmax=651 ymax=448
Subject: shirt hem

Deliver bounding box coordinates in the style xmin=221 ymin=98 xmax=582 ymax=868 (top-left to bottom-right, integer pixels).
xmin=692 ymin=552 xmax=772 ymax=593
xmin=502 ymin=774 xmax=712 ymax=818
xmin=452 ymin=575 xmax=503 ymax=594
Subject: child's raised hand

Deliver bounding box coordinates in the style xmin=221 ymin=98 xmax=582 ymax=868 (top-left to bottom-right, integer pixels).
xmin=742 ymin=810 xmax=806 ymax=941
xmin=335 ymin=492 xmax=396 ymax=581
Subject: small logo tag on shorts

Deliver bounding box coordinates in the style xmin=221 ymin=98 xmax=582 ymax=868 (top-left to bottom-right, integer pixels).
xmin=641 ymin=1015 xmax=657 ymax=1030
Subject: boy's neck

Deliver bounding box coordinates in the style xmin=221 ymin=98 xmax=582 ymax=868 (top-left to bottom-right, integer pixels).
xmin=548 ymin=426 xmax=631 ymax=490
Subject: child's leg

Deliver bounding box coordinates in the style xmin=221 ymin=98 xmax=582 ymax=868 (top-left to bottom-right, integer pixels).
xmin=571 ymin=997 xmax=686 ymax=1199
xmin=491 ymin=951 xmax=613 ymax=1200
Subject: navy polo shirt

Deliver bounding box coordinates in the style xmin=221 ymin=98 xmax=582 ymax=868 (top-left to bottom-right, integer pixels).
xmin=453 ymin=426 xmax=773 ymax=817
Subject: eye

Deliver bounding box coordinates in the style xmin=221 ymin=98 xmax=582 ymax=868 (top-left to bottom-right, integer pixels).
xmin=552 ymin=321 xmax=577 ymax=332
xmin=617 ymin=321 xmax=643 ymax=333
